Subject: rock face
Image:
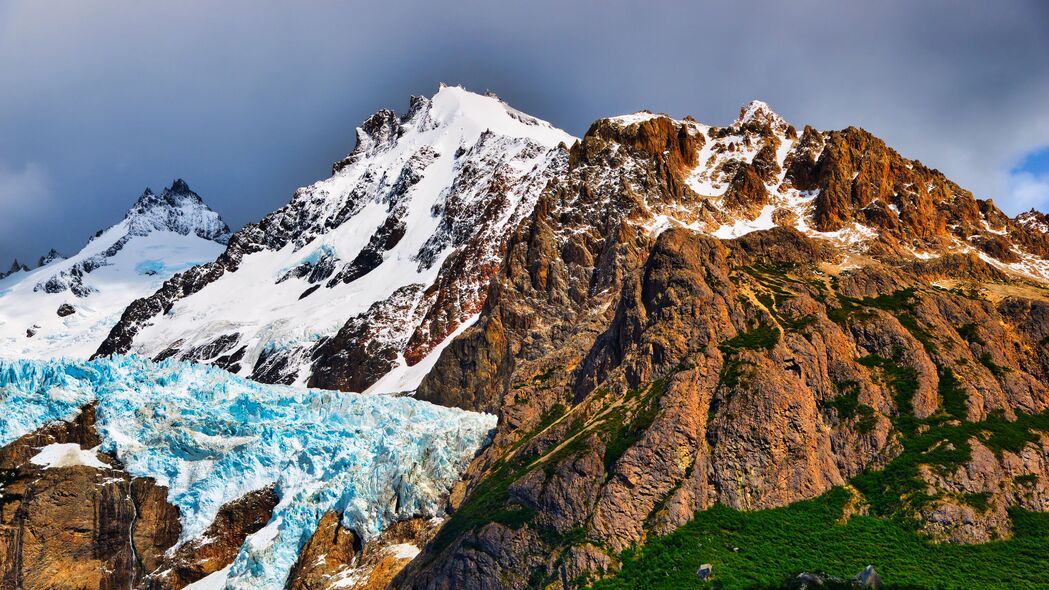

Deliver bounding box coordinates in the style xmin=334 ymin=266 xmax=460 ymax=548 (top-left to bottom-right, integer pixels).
xmin=395 ymin=105 xmax=1049 ymax=589
xmin=0 ymin=407 xmax=180 ymax=590
xmin=142 ymin=488 xmax=278 ymax=589
xmin=287 ymin=513 xmax=438 ymax=590
xmin=0 ymin=406 xmax=280 ymax=590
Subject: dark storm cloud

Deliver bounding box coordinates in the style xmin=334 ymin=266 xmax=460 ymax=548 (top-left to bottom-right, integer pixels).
xmin=2 ymin=0 xmax=1048 ymax=263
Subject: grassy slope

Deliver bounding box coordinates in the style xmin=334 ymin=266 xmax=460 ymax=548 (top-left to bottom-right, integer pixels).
xmin=593 ymin=283 xmax=1049 ymax=590
xmin=593 ymin=488 xmax=1049 ymax=590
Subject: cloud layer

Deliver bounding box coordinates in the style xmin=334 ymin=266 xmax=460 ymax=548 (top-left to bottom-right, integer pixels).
xmin=2 ymin=0 xmax=1048 ymax=263
xmin=0 ymin=161 xmax=52 ymax=253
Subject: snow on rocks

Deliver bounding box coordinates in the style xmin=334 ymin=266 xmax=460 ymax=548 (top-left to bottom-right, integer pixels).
xmin=0 ymin=180 xmax=229 ymax=361
xmin=0 ymin=355 xmax=496 ymax=589
xmin=106 ymin=85 xmax=575 ymax=389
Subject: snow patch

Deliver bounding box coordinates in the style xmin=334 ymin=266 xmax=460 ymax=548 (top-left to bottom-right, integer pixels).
xmin=183 ymin=566 xmax=232 ymax=590
xmin=30 ymin=443 xmax=108 ymax=469
xmin=607 ymin=111 xmax=663 ymax=126
xmin=386 ymin=543 xmax=421 ymax=560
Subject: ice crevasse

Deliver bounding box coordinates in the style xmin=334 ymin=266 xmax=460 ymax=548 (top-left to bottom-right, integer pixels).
xmin=0 ymin=355 xmax=497 ymax=589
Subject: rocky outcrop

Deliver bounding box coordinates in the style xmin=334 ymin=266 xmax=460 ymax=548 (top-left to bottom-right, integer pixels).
xmin=0 ymin=407 xmax=180 ymax=590
xmin=288 ymin=513 xmax=439 ymax=590
xmin=143 ymin=488 xmax=278 ymax=589
xmin=0 ymin=407 xmax=278 ymax=590
xmin=0 ymin=259 xmax=30 ymax=279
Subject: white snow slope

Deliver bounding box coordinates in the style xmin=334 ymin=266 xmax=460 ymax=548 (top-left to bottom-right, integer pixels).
xmin=118 ymin=85 xmax=575 ymax=390
xmin=0 ymin=180 xmax=229 ymax=360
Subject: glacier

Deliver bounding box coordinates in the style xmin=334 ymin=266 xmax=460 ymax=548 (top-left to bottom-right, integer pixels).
xmin=0 ymin=356 xmax=496 ymax=589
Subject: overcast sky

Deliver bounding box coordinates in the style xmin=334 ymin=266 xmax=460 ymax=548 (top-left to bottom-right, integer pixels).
xmin=2 ymin=0 xmax=1048 ymax=264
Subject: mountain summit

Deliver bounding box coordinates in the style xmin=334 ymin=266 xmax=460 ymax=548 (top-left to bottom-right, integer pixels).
xmin=0 ymin=180 xmax=229 ymax=359
xmin=125 ymin=179 xmax=231 ymax=242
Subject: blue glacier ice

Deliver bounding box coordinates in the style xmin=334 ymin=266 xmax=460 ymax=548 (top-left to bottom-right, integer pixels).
xmin=0 ymin=356 xmax=496 ymax=589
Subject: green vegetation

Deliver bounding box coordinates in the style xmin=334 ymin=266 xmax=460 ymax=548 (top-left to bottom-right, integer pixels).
xmin=594 ymin=322 xmax=1049 ymax=589
xmin=827 ymin=288 xmax=937 ymax=352
xmin=957 ymin=323 xmax=985 ymax=346
xmin=745 ymin=263 xmax=819 ymax=336
xmin=827 ymin=380 xmax=877 ymax=434
xmin=1014 ymin=474 xmax=1039 ymax=487
xmin=592 ymin=487 xmax=1049 ymax=590
xmin=854 ymin=404 xmax=878 ymax=434
xmin=718 ymin=322 xmax=781 ymax=353
xmin=603 ymin=379 xmax=668 ymax=475
xmin=851 ymin=409 xmax=1049 ymax=518
xmin=977 ymin=353 xmax=1010 ymax=377
xmin=937 ymin=368 xmax=969 ymax=421
xmin=857 ymin=354 xmax=919 ymax=425
xmin=958 ymin=491 xmax=992 ymax=513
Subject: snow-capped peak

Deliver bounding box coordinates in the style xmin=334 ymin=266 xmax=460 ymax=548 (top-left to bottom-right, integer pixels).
xmin=335 ymin=85 xmax=574 ymax=173
xmin=102 ymin=86 xmax=577 ymax=389
xmin=125 ymin=179 xmax=231 ymax=243
xmin=427 ymin=84 xmax=570 ymax=142
xmin=0 ymin=180 xmax=230 ymax=360
xmin=735 ymin=99 xmax=786 ymax=128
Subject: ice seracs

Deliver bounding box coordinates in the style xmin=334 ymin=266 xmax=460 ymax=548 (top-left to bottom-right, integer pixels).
xmin=0 ymin=179 xmax=229 ymax=360
xmin=0 ymin=355 xmax=496 ymax=589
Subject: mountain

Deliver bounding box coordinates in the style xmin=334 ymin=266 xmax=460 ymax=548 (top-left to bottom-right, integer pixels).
xmin=0 ymin=180 xmax=230 ymax=359
xmin=3 ymin=89 xmax=1049 ymax=590
xmin=95 ymin=85 xmax=574 ymax=392
xmin=400 ymin=103 xmax=1049 ymax=588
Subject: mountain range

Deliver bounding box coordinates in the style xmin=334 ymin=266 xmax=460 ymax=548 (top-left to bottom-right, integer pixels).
xmin=1 ymin=85 xmax=1048 ymax=590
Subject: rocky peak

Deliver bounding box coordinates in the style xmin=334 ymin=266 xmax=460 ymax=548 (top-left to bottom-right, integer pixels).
xmin=1018 ymin=209 xmax=1049 ymax=233
xmin=36 ymin=249 xmax=64 ymax=268
xmin=124 ymin=179 xmax=231 ymax=243
xmin=735 ymin=99 xmax=787 ymax=129
xmin=168 ymin=178 xmax=192 ymax=193
xmin=0 ymin=258 xmax=30 ymax=279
